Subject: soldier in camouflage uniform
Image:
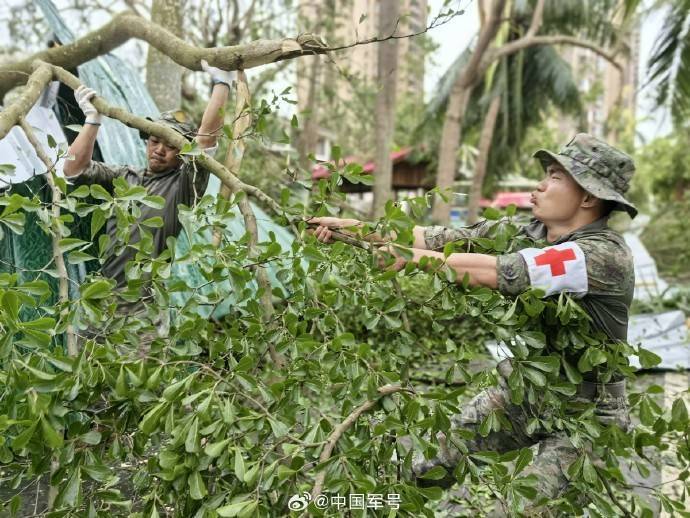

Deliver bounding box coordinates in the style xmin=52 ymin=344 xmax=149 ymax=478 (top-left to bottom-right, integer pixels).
xmin=310 ymin=134 xmax=637 ymax=513
xmin=63 ymin=61 xmax=234 ymax=353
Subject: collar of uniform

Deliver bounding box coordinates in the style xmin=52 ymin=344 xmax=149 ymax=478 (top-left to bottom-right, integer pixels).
xmin=522 ymin=216 xmax=610 ymax=244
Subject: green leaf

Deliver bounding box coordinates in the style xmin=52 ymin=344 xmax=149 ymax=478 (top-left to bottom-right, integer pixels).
xmin=562 ymin=357 xmax=582 ymax=384
xmin=185 ymin=417 xmax=199 ymax=453
xmin=162 ymin=375 xmax=192 ymax=401
xmin=80 ymin=431 xmax=102 ymax=445
xmin=582 ymin=455 xmax=597 ymax=484
xmin=637 ymin=347 xmax=662 ymax=369
xmin=671 ymin=398 xmax=688 ymax=430
xmin=522 ymin=367 xmax=546 ymax=387
xmin=205 ymin=438 xmax=231 ymax=458
xmin=188 ymin=471 xmax=207 ymax=500
xmin=217 ymin=500 xmax=254 ymax=517
xmin=234 ymin=449 xmax=245 ymax=480
xmin=12 ymin=422 xmax=37 ymax=450
xmin=419 ymin=465 xmax=447 ymax=480
xmin=2 ymin=292 xmax=19 ymax=321
xmin=513 ymin=448 xmax=533 ymax=476
xmin=269 ymin=418 xmax=289 ymax=438
xmin=56 ymin=466 xmax=81 ymax=508
xmin=80 ymin=280 xmax=113 ymax=300
xmin=41 ymin=418 xmax=63 ymax=448
xmin=15 ymin=360 xmax=56 ymax=380
xmin=139 ymin=402 xmax=169 ymax=434
xmin=483 ymin=207 xmax=501 ymax=220
xmin=58 ymin=238 xmax=89 ymax=253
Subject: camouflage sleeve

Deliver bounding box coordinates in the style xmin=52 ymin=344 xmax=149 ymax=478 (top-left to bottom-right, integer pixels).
xmin=68 ymin=161 xmax=128 ymax=191
xmin=575 ymin=237 xmax=634 ymax=297
xmin=496 ymin=253 xmax=531 ymax=296
xmin=495 ymin=236 xmax=634 ymax=298
xmin=424 ymin=219 xmax=494 ymax=251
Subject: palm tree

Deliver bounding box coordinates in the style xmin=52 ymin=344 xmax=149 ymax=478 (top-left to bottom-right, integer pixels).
xmin=646 ymin=0 xmax=690 ymax=123
xmin=434 ymin=0 xmax=627 ymax=221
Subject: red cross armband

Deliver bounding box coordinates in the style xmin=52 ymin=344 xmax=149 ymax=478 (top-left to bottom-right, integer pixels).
xmin=517 ymin=242 xmax=588 ymax=297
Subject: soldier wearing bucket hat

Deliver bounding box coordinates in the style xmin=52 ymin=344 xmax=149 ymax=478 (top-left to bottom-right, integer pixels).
xmin=62 ymin=60 xmax=234 ymax=305
xmin=309 ymin=133 xmax=636 ymax=512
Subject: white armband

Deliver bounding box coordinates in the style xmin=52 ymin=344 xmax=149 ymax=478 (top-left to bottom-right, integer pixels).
xmin=518 ymin=242 xmax=588 ymax=297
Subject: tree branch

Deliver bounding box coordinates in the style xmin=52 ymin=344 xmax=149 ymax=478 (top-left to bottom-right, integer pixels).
xmin=0 ymin=11 xmax=328 ymax=99
xmin=485 ymin=35 xmax=622 ymax=74
xmin=311 ymin=384 xmax=409 ymax=499
xmin=211 ymin=70 xmax=284 ymax=367
xmin=525 ymin=0 xmax=545 ymax=38
xmin=34 ymin=62 xmax=284 ymax=217
xmin=18 ymin=118 xmax=78 ymax=356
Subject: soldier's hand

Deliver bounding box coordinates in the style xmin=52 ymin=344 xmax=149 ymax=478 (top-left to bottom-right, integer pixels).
xmin=201 ymin=59 xmax=235 ymax=87
xmin=74 ymin=85 xmax=102 ymax=124
xmin=374 ymin=244 xmax=406 ymax=271
xmin=307 ymin=217 xmax=362 ymax=244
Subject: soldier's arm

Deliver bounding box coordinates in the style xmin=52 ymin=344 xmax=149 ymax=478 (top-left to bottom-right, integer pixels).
xmin=195 ymin=61 xmax=232 ymax=150
xmin=309 ymin=218 xmax=492 ymax=249
xmin=64 ymin=86 xmax=102 ymax=177
xmin=387 ymin=247 xmax=498 ymax=288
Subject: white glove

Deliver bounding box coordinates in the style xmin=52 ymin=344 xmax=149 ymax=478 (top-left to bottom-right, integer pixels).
xmin=74 ymin=85 xmax=102 ymax=124
xmin=201 ymin=59 xmax=235 ymax=87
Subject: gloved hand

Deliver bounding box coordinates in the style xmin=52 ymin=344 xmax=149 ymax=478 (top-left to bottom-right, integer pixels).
xmin=201 ymin=59 xmax=235 ymax=87
xmin=74 ymin=85 xmax=102 ymax=124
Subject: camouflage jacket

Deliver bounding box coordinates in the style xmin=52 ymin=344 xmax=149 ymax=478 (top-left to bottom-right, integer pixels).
xmin=424 ymin=217 xmax=634 ymax=342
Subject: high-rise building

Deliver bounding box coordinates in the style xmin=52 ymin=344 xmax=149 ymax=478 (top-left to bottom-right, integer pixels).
xmin=557 ymin=23 xmax=640 ymax=142
xmin=297 ymin=0 xmax=428 ymax=159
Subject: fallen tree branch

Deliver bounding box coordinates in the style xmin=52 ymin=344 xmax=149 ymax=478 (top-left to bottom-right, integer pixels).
xmin=0 ymin=11 xmax=328 ymax=98
xmin=311 ymin=384 xmax=409 ymax=499
xmin=213 ymin=70 xmax=284 ymax=367
xmin=0 ymin=63 xmax=53 ymax=138
xmin=18 ymin=117 xmax=78 ymax=357
xmin=18 ymin=62 xmax=284 ymax=218
xmin=214 ymin=69 xmax=253 ymax=245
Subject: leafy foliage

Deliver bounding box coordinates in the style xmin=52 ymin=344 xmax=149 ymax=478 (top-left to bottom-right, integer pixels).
xmin=0 ymin=153 xmax=689 ymax=517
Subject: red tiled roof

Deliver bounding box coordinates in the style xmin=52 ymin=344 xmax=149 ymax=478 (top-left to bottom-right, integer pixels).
xmin=479 ymin=191 xmax=533 ymax=209
xmin=312 ymin=148 xmax=412 ymax=180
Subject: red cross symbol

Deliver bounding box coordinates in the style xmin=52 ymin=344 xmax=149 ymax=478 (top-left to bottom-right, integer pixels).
xmin=534 ymin=247 xmax=576 ymax=276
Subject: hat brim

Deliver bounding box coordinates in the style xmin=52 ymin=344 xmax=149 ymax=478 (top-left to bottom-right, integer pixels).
xmin=533 ymin=149 xmax=638 ymax=219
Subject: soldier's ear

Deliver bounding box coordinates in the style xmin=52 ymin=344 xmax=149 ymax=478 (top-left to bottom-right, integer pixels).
xmin=581 ymin=193 xmax=599 ymax=209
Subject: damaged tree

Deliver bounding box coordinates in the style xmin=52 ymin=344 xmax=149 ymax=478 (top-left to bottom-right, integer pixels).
xmin=0 ymin=7 xmax=687 ymax=518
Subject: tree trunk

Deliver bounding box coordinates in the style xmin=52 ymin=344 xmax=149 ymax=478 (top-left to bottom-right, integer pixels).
xmin=467 ymin=93 xmax=502 ymax=224
xmin=431 ymin=0 xmax=506 ymax=224
xmin=298 ymin=54 xmax=322 ymax=172
xmin=372 ymin=0 xmax=400 ymax=219
xmin=431 ymin=83 xmax=474 ymax=223
xmin=146 ymin=0 xmax=185 ymax=111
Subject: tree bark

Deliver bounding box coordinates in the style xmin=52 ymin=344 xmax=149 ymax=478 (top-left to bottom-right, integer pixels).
xmin=467 ymin=93 xmax=501 ymax=224
xmin=431 ymin=0 xmax=506 ymax=224
xmin=0 ymin=12 xmax=328 ymax=99
xmin=372 ymin=0 xmax=400 ymax=219
xmin=12 ymin=62 xmax=282 ymax=216
xmin=297 ymin=54 xmax=322 ymax=172
xmin=146 ymin=0 xmax=185 ymax=111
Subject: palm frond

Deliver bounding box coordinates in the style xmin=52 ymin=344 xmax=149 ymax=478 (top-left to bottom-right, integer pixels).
xmin=647 ymin=0 xmax=690 ymax=121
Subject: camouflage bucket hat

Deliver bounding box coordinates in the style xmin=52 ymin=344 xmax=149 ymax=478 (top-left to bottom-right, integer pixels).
xmin=139 ymin=109 xmax=197 ymax=141
xmin=533 ymin=133 xmax=638 ymax=219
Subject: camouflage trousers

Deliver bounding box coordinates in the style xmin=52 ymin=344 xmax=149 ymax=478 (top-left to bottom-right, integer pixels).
xmin=413 ymin=360 xmax=630 ymax=515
